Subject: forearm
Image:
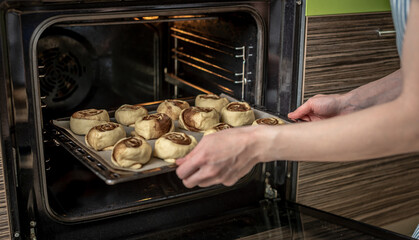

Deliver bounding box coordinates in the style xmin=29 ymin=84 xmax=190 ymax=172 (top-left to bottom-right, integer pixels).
xmin=263 ymin=0 xmax=419 ymax=163
xmin=338 ymin=69 xmax=402 ymax=114
xmin=260 ymin=96 xmax=419 ymax=162
xmin=288 ymin=69 xmax=403 ymax=121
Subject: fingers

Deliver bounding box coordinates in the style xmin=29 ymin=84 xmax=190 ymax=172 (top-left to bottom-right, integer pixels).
xmin=175 ymin=157 xmax=187 ymax=165
xmin=175 ymin=147 xmax=205 ymax=180
xmin=175 ymin=129 xmax=259 ymax=188
xmin=195 ymin=159 xmax=256 ymax=188
xmin=178 ymin=149 xmax=226 ymax=188
xmin=189 ymin=164 xmax=229 ymax=188
xmin=288 ymin=101 xmax=312 ymax=120
xmin=178 ymin=152 xmax=257 ymax=188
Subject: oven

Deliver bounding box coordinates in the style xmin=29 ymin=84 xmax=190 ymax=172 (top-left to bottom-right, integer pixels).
xmin=0 ymin=1 xmax=299 ymax=238
xmin=0 ymin=1 xmax=410 ymax=239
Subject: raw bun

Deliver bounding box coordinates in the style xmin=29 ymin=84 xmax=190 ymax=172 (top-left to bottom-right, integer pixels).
xmin=221 ymin=102 xmax=255 ymax=127
xmin=154 ymin=132 xmax=197 ymax=162
xmin=203 ymin=123 xmax=233 ymax=136
xmin=85 ymin=122 xmax=126 ymax=151
xmin=134 ymin=113 xmax=174 ymax=140
xmin=252 ymin=117 xmax=285 ymax=126
xmin=115 ymin=104 xmax=148 ymax=126
xmin=195 ymin=94 xmax=229 ymax=113
xmin=70 ymin=109 xmax=110 ymax=135
xmin=111 ymin=137 xmax=152 ymax=169
xmin=179 ymin=107 xmax=219 ymax=132
xmin=156 ymin=99 xmax=190 ymax=120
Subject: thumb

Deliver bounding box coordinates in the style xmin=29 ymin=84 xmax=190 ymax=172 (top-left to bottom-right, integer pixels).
xmin=288 ymin=102 xmax=312 ymax=119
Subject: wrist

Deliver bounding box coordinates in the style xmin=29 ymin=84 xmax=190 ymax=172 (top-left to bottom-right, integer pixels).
xmin=252 ymin=125 xmax=281 ymax=163
xmin=337 ymin=92 xmax=358 ymax=115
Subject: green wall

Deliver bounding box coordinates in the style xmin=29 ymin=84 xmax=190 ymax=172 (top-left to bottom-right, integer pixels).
xmin=306 ymin=0 xmax=391 ymax=16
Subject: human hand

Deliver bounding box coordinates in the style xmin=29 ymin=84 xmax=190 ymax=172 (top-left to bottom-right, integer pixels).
xmin=176 ymin=126 xmax=269 ymax=188
xmin=288 ymin=94 xmax=345 ymax=121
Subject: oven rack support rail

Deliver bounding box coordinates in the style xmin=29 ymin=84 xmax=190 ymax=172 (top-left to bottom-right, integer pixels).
xmin=170 ymin=27 xmax=253 ymax=101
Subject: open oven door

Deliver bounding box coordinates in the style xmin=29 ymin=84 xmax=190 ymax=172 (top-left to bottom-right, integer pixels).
xmin=129 ymin=199 xmax=410 ymax=240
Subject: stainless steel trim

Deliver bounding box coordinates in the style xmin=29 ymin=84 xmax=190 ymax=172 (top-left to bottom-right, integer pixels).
xmin=377 ymin=29 xmax=396 ymax=37
xmin=297 ymin=0 xmax=307 ymax=107
xmin=235 ymin=46 xmax=247 ymax=101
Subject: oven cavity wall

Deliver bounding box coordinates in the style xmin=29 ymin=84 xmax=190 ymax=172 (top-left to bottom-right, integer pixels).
xmin=34 ymin=7 xmax=266 ymax=222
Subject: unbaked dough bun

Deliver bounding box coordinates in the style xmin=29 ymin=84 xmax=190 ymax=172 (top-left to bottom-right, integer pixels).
xmin=85 ymin=122 xmax=126 ymax=151
xmin=252 ymin=117 xmax=285 ymax=126
xmin=134 ymin=113 xmax=174 ymax=140
xmin=70 ymin=109 xmax=110 ymax=135
xmin=115 ymin=104 xmax=148 ymax=126
xmin=178 ymin=107 xmax=219 ymax=132
xmin=221 ymin=102 xmax=255 ymax=127
xmin=203 ymin=123 xmax=233 ymax=136
xmin=111 ymin=137 xmax=152 ymax=169
xmin=195 ymin=94 xmax=229 ymax=113
xmin=156 ymin=100 xmax=190 ymax=120
xmin=154 ymin=132 xmax=197 ymax=163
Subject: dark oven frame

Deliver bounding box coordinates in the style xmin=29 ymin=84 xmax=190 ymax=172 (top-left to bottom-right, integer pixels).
xmin=0 ymin=0 xmax=301 ymax=239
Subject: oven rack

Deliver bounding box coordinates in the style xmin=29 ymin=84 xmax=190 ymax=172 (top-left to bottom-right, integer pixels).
xmin=170 ymin=27 xmax=253 ymax=100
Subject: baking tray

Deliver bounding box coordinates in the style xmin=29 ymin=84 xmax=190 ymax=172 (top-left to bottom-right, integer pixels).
xmin=50 ymin=94 xmax=287 ymax=185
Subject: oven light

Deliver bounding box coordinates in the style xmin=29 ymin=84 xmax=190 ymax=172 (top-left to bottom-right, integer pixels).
xmin=170 ymin=15 xmax=201 ymax=19
xmin=137 ymin=198 xmax=153 ymax=203
xmin=142 ymin=16 xmax=159 ymax=20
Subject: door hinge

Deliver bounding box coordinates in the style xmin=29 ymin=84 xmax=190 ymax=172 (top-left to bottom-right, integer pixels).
xmin=264 ymin=172 xmax=278 ymax=199
xmin=29 ymin=221 xmax=37 ymax=240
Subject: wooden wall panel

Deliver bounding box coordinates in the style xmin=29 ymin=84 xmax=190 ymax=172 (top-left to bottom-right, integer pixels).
xmin=303 ymin=13 xmax=400 ymax=101
xmin=297 ymin=154 xmax=419 ymax=226
xmin=298 ymin=12 xmax=419 ymax=234
xmin=0 ymin=146 xmax=11 ymax=239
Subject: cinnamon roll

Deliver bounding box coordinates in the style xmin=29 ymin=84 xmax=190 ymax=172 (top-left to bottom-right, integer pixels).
xmin=252 ymin=117 xmax=285 ymax=126
xmin=195 ymin=94 xmax=229 ymax=113
xmin=134 ymin=113 xmax=174 ymax=140
xmin=85 ymin=122 xmax=126 ymax=151
xmin=178 ymin=107 xmax=219 ymax=132
xmin=115 ymin=104 xmax=148 ymax=126
xmin=111 ymin=137 xmax=152 ymax=169
xmin=203 ymin=123 xmax=233 ymax=136
xmin=70 ymin=109 xmax=110 ymax=135
xmin=156 ymin=99 xmax=190 ymax=120
xmin=221 ymin=102 xmax=255 ymax=127
xmin=154 ymin=132 xmax=197 ymax=163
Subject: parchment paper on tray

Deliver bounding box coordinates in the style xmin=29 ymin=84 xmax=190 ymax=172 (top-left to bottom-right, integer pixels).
xmin=52 ymin=119 xmax=203 ymax=170
xmin=51 ymin=95 xmax=286 ymax=185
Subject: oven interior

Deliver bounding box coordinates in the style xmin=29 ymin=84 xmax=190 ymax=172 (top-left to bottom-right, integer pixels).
xmin=38 ymin=12 xmax=259 ymax=119
xmin=37 ymin=10 xmax=264 ymax=223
